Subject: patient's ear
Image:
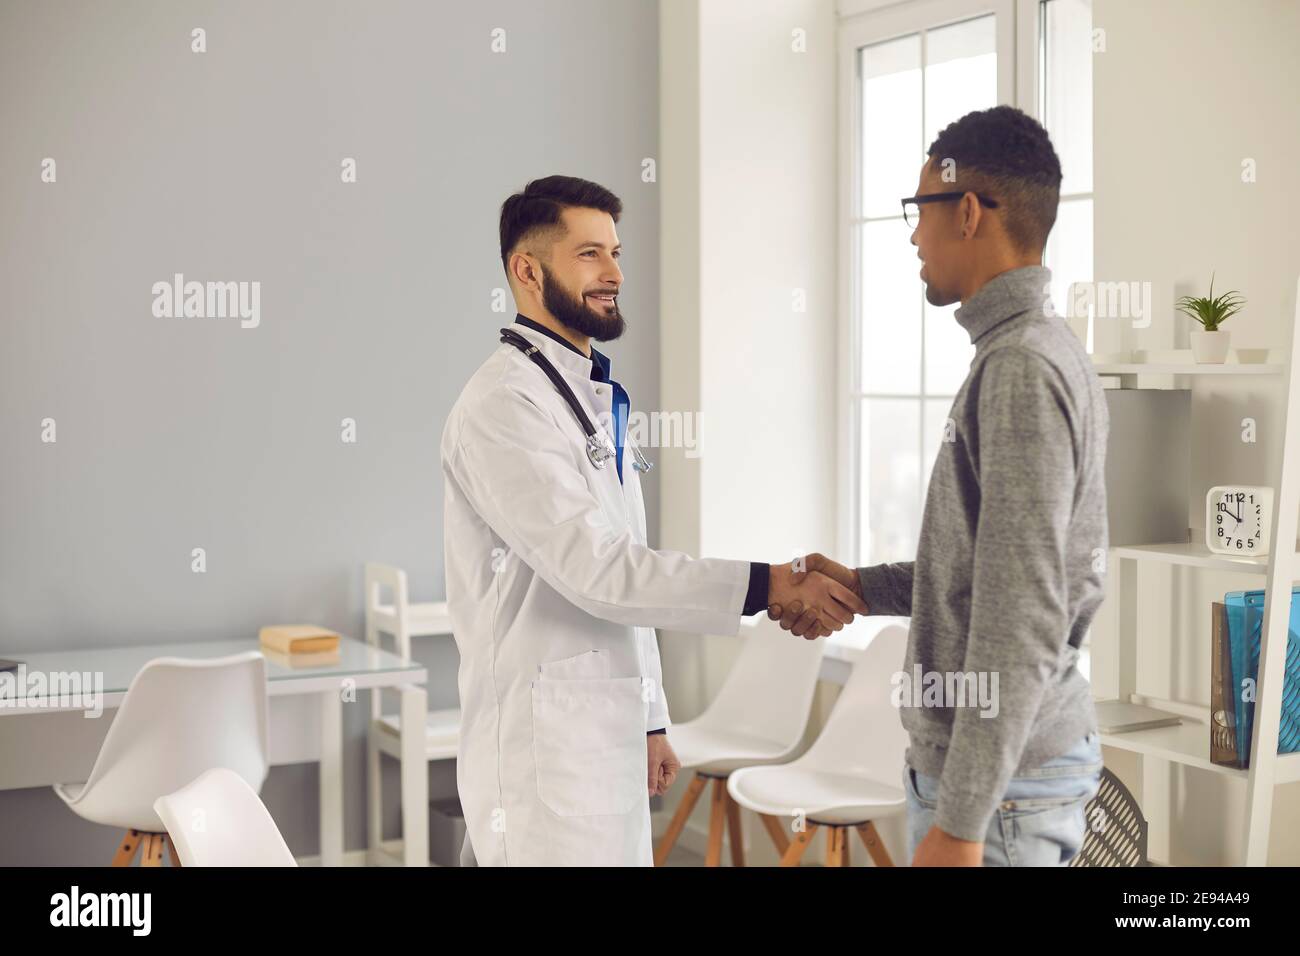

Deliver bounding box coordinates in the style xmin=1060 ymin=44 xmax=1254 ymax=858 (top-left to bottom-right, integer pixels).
xmin=960 ymin=192 xmax=982 ymax=238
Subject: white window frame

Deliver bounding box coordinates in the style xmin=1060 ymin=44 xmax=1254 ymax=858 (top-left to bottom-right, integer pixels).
xmin=836 ymin=0 xmax=1067 ymax=570
xmin=1032 ymin=0 xmax=1096 ymax=348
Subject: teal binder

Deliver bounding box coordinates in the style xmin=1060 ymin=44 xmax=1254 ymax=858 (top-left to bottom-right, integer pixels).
xmin=1223 ymin=587 xmax=1300 ymax=767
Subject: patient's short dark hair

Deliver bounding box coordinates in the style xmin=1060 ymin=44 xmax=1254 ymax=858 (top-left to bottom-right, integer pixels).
xmin=499 ymin=175 xmax=622 ymax=273
xmin=926 ymin=105 xmax=1062 ymax=252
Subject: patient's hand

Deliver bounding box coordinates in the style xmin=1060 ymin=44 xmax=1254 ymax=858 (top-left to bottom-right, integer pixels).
xmin=912 ymin=825 xmax=984 ymax=866
xmin=768 ymin=553 xmax=867 ymax=639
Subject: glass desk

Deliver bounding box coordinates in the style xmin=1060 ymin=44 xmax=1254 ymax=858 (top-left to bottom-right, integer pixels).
xmin=0 ymin=635 xmax=429 ymax=867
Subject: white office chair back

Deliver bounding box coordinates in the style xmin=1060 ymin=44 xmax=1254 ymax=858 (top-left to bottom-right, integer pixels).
xmin=695 ymin=616 xmax=826 ymax=749
xmin=802 ymin=625 xmax=909 ymax=781
xmin=364 ymin=561 xmax=412 ymax=661
xmin=154 ymin=767 xmax=296 ymax=866
xmin=61 ymin=651 xmax=269 ymax=832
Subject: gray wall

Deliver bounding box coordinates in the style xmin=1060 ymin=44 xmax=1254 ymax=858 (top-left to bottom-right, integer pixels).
xmin=0 ymin=0 xmax=659 ymax=864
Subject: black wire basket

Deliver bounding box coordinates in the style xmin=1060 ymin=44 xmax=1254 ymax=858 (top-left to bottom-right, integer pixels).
xmin=1069 ymin=767 xmax=1149 ymax=867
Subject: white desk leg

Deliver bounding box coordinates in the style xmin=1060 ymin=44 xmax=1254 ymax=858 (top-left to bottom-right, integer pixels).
xmin=319 ymin=688 xmax=344 ymax=867
xmin=400 ymin=683 xmax=429 ymax=867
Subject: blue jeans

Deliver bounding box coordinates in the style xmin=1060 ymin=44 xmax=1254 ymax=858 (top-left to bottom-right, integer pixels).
xmin=902 ymin=732 xmax=1103 ymax=866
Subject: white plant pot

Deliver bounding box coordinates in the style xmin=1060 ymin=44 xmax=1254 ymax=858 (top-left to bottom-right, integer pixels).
xmin=1190 ymin=329 xmax=1231 ymax=364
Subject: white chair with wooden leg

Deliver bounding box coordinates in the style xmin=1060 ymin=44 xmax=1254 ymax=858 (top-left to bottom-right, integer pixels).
xmin=363 ymin=562 xmax=458 ymax=866
xmin=154 ymin=767 xmax=296 ymax=866
xmin=52 ymin=651 xmax=270 ymax=867
xmin=727 ymin=624 xmax=909 ymax=867
xmin=654 ymin=617 xmax=825 ymax=867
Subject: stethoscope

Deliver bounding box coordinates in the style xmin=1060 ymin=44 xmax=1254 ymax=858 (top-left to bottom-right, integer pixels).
xmin=499 ymin=328 xmax=654 ymax=474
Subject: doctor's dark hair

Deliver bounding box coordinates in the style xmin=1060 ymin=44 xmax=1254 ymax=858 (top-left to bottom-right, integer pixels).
xmin=499 ymin=175 xmax=623 ymax=273
xmin=926 ymin=105 xmax=1062 ymax=253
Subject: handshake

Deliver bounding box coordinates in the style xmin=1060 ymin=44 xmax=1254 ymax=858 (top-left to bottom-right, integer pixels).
xmin=766 ymin=553 xmax=869 ymax=639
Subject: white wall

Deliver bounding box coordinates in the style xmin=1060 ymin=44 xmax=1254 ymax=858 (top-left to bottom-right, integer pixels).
xmin=659 ymin=0 xmax=707 ymax=710
xmin=658 ymin=0 xmax=841 ymax=860
xmin=1090 ymin=0 xmax=1300 ymax=865
xmin=660 ymin=0 xmax=839 ymax=717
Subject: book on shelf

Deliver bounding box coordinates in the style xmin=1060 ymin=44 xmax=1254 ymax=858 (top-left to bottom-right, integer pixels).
xmin=1211 ymin=601 xmax=1241 ymax=767
xmin=1219 ymin=587 xmax=1300 ymax=769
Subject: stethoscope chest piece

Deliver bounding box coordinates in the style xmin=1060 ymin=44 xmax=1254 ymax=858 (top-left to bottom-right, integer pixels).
xmin=499 ymin=326 xmax=654 ymax=476
xmin=631 ymin=444 xmax=654 ymax=473
xmin=585 ymin=434 xmax=616 ymax=469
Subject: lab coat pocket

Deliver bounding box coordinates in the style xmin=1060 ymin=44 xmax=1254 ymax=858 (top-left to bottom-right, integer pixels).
xmin=537 ymin=648 xmax=611 ymax=681
xmin=531 ymin=676 xmax=648 ymax=817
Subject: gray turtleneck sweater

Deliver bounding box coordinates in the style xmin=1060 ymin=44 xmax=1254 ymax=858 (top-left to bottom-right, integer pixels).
xmin=857 ymin=265 xmax=1108 ymax=842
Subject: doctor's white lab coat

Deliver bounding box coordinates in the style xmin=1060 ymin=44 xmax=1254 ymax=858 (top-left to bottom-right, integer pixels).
xmin=440 ymin=323 xmax=750 ymax=866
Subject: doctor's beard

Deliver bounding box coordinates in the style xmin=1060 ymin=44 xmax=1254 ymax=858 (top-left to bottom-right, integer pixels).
xmin=540 ymin=262 xmax=626 ymax=342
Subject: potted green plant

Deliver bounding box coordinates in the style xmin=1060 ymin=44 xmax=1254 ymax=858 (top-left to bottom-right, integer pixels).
xmin=1177 ymin=274 xmax=1244 ymax=364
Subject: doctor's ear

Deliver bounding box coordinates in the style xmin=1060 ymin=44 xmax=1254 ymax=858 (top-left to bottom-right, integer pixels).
xmin=509 ymin=251 xmax=542 ymax=293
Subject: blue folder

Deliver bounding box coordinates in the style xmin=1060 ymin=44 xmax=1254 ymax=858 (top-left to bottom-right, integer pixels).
xmin=1223 ymin=587 xmax=1300 ymax=766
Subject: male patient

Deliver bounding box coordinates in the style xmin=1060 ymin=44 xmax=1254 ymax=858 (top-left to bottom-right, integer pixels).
xmin=769 ymin=106 xmax=1108 ymax=867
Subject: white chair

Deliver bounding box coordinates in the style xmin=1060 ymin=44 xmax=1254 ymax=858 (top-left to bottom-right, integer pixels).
xmin=363 ymin=562 xmax=459 ymax=866
xmin=654 ymin=617 xmax=826 ymax=867
xmin=52 ymin=651 xmax=269 ymax=867
xmin=728 ymin=624 xmax=909 ymax=867
xmin=154 ymin=767 xmax=296 ymax=867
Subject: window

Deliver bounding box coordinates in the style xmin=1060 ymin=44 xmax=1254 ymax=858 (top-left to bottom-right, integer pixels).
xmin=838 ymin=0 xmax=1094 ymax=633
xmin=843 ymin=3 xmax=1007 ymax=572
xmin=1041 ymin=0 xmax=1094 ymax=346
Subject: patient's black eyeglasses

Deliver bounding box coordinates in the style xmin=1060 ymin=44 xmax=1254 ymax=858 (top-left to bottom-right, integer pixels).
xmin=900 ymin=191 xmax=999 ymax=228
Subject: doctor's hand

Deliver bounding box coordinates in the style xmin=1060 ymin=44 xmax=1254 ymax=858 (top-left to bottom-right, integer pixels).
xmin=766 ymin=558 xmax=868 ymax=639
xmin=767 ymin=553 xmax=867 ymax=639
xmin=647 ymin=733 xmax=680 ymax=797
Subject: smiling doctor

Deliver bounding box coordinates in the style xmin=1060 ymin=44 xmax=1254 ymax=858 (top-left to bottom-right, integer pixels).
xmin=440 ymin=175 xmax=867 ymax=866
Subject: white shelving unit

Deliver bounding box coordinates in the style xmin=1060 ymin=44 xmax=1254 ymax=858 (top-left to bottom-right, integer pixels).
xmin=1094 ymin=362 xmax=1284 ymax=376
xmin=1101 ymin=277 xmax=1300 ymax=866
